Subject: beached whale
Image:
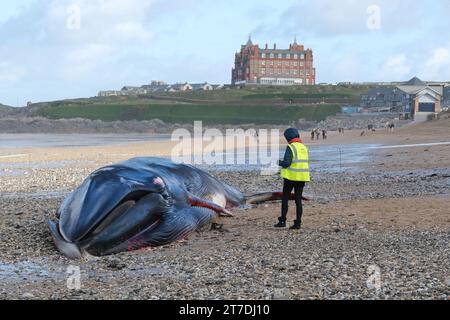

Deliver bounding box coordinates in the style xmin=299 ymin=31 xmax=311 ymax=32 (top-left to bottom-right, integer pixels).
xmin=49 ymin=157 xmax=305 ymax=259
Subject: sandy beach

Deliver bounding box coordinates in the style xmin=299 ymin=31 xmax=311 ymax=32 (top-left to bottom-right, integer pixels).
xmin=0 ymin=118 xmax=449 ymax=300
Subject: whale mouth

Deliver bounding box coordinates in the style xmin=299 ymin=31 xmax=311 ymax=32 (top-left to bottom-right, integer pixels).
xmin=50 ymin=190 xmax=160 ymax=259
xmin=87 ymin=190 xmax=154 ymax=238
xmin=48 ymin=219 xmax=83 ymax=260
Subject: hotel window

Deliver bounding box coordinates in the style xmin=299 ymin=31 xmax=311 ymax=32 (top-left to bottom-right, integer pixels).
xmin=293 ymin=70 xmax=298 ymax=75
xmin=300 ymin=54 xmax=305 ymax=59
xmin=300 ymin=61 xmax=304 ymax=67
xmin=294 ymin=54 xmax=298 ymax=59
xmin=294 ymin=61 xmax=298 ymax=66
xmin=278 ymin=61 xmax=282 ymax=66
xmin=286 ymin=54 xmax=291 ymax=59
xmin=270 ymin=53 xmax=274 ymax=58
xmin=306 ymin=70 xmax=310 ymax=75
xmin=261 ymin=53 xmax=266 ymax=58
xmin=278 ymin=53 xmax=282 ymax=58
xmin=270 ymin=61 xmax=274 ymax=66
xmin=261 ymin=68 xmax=265 ymax=74
xmin=284 ymin=61 xmax=289 ymax=66
xmin=261 ymin=61 xmax=265 ymax=66
xmin=300 ymin=70 xmax=304 ymax=75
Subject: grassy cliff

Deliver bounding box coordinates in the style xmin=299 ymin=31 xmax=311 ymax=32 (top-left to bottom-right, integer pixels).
xmin=38 ymin=103 xmax=341 ymax=124
xmin=33 ymin=85 xmax=371 ymax=124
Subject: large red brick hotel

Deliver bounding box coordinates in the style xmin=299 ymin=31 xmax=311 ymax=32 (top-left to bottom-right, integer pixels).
xmin=232 ymin=37 xmax=316 ymax=86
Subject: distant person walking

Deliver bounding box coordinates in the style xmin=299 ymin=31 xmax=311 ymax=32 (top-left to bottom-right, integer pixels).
xmin=315 ymin=129 xmax=320 ymax=140
xmin=389 ymin=123 xmax=395 ymax=132
xmin=322 ymin=129 xmax=327 ymax=140
xmin=385 ymin=122 xmax=391 ymax=131
xmin=311 ymin=129 xmax=315 ymax=141
xmin=275 ymin=128 xmax=310 ymax=230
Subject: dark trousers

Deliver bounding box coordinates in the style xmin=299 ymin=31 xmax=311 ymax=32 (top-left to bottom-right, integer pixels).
xmin=280 ymin=179 xmax=305 ymax=223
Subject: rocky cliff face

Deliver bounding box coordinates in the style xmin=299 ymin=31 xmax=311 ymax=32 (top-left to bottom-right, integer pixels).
xmin=315 ymin=115 xmax=411 ymax=130
xmin=0 ymin=117 xmax=171 ymax=134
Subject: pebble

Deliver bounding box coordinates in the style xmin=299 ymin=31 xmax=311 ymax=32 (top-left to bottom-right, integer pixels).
xmin=272 ymin=288 xmax=291 ymax=300
xmin=22 ymin=292 xmax=34 ymax=299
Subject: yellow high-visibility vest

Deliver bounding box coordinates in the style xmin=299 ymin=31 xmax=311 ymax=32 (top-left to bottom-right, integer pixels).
xmin=280 ymin=142 xmax=310 ymax=182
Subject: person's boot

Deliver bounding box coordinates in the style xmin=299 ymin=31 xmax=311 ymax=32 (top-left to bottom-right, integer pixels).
xmin=289 ymin=220 xmax=301 ymax=230
xmin=274 ymin=217 xmax=286 ymax=228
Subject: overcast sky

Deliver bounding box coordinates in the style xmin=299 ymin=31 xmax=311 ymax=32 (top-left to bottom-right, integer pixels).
xmin=1 ymin=0 xmax=450 ymax=106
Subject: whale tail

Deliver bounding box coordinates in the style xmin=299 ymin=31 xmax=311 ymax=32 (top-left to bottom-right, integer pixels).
xmin=245 ymin=192 xmax=310 ymax=205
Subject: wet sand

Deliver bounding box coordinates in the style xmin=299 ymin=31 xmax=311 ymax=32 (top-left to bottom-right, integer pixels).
xmin=0 ymin=119 xmax=449 ymax=300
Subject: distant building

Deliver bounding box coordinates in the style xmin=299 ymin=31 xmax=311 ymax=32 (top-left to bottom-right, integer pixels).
xmin=341 ymin=106 xmax=362 ymax=114
xmin=359 ymin=77 xmax=444 ymax=120
xmin=170 ymin=83 xmax=193 ymax=91
xmin=360 ymin=87 xmax=410 ymax=112
xmin=121 ymin=86 xmax=147 ymax=95
xmin=98 ymin=90 xmax=125 ymax=97
xmin=212 ymin=84 xmax=224 ymax=90
xmin=141 ymin=81 xmax=171 ymax=93
xmin=191 ymin=82 xmax=214 ymax=91
xmin=231 ymin=36 xmax=316 ymax=86
xmin=150 ymin=80 xmax=166 ymax=86
xmin=98 ymin=80 xmax=223 ymax=97
xmin=442 ymin=86 xmax=450 ymax=111
xmin=397 ymin=77 xmax=442 ymax=121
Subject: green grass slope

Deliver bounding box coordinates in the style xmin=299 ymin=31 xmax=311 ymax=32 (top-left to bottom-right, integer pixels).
xmin=38 ymin=103 xmax=341 ymax=124
xmin=33 ymin=85 xmax=373 ymax=124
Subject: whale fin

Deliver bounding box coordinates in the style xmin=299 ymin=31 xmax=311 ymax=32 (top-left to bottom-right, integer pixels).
xmin=48 ymin=220 xmax=83 ymax=260
xmin=188 ymin=193 xmax=233 ymax=217
xmin=246 ymin=192 xmax=310 ymax=204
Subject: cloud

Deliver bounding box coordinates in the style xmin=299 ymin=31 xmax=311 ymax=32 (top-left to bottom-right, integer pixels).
xmin=61 ymin=43 xmax=113 ymax=80
xmin=0 ymin=0 xmax=449 ymax=105
xmin=114 ymin=21 xmax=154 ymax=41
xmin=0 ymin=0 xmax=206 ymax=104
xmin=0 ymin=61 xmax=27 ymax=84
xmin=381 ymin=53 xmax=412 ymax=80
xmin=419 ymin=47 xmax=450 ymax=80
xmin=270 ymin=0 xmax=420 ymax=37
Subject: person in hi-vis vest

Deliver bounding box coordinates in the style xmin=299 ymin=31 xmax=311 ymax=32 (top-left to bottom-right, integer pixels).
xmin=275 ymin=128 xmax=310 ymax=230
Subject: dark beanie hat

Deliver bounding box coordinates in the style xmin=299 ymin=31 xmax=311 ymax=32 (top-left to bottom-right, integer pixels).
xmin=284 ymin=128 xmax=300 ymax=141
